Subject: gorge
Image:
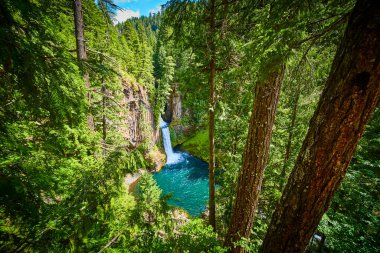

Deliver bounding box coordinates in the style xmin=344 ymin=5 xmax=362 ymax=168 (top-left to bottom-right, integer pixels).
xmin=1 ymin=0 xmax=379 ymax=252
xmin=155 ymin=118 xmax=210 ymax=216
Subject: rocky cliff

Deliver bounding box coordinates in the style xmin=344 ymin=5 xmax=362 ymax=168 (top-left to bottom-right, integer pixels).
xmin=161 ymin=84 xmax=198 ymax=146
xmin=120 ymin=81 xmax=159 ymax=146
xmin=162 ymin=84 xmax=182 ymax=123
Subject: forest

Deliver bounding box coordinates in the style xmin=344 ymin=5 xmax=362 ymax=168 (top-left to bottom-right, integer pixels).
xmin=0 ymin=0 xmax=379 ymax=252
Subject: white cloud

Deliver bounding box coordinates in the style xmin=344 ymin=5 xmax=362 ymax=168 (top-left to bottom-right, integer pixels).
xmin=114 ymin=9 xmax=140 ymax=24
xmin=149 ymin=5 xmax=161 ymax=15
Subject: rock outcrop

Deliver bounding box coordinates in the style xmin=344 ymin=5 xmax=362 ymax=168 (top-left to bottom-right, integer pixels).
xmin=162 ymin=84 xmax=182 ymax=123
xmin=117 ymin=81 xmax=165 ymax=170
xmin=120 ymin=81 xmax=159 ymax=146
xmin=161 ymin=84 xmax=196 ymax=146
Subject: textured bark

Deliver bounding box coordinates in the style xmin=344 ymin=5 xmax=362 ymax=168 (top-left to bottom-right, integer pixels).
xmin=224 ymin=64 xmax=285 ymax=252
xmin=260 ymin=1 xmax=380 ymax=252
xmin=74 ymin=0 xmax=87 ymax=61
xmin=74 ymin=0 xmax=87 ymax=62
xmin=73 ymin=0 xmax=93 ymax=129
xmin=208 ymin=0 xmax=217 ymax=231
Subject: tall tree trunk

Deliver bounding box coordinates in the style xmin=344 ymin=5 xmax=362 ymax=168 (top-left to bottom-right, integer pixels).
xmin=224 ymin=63 xmax=285 ymax=252
xmin=73 ymin=0 xmax=94 ymax=129
xmin=260 ymin=1 xmax=380 ymax=252
xmin=102 ymin=85 xmax=107 ymax=156
xmin=74 ymin=0 xmax=86 ymax=62
xmin=279 ymin=80 xmax=301 ymax=191
xmin=207 ymin=0 xmax=217 ymax=231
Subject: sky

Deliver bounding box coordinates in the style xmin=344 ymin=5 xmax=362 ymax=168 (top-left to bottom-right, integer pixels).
xmin=113 ymin=0 xmax=168 ymax=24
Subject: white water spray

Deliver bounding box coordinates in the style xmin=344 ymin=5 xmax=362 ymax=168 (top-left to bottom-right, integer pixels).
xmin=160 ymin=118 xmax=181 ymax=164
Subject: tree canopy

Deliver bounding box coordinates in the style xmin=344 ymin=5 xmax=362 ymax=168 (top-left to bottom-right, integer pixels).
xmin=0 ymin=0 xmax=379 ymax=252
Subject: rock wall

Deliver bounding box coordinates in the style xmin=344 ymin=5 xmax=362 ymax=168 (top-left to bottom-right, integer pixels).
xmin=120 ymin=82 xmax=159 ymax=146
xmin=161 ymin=84 xmax=197 ymax=146
xmin=162 ymin=84 xmax=182 ymax=123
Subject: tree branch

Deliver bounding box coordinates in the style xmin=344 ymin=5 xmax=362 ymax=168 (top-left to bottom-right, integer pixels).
xmin=98 ymin=232 xmax=122 ymax=253
xmin=297 ymin=12 xmax=350 ymax=46
xmin=87 ymin=48 xmax=116 ymax=63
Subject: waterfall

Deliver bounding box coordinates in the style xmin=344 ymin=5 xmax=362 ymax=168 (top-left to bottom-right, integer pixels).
xmin=161 ymin=124 xmax=174 ymax=158
xmin=160 ymin=118 xmax=180 ymax=164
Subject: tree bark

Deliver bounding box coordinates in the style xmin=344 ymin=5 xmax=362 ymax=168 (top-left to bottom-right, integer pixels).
xmin=224 ymin=63 xmax=285 ymax=252
xmin=260 ymin=1 xmax=380 ymax=252
xmin=102 ymin=85 xmax=107 ymax=156
xmin=73 ymin=0 xmax=94 ymax=129
xmin=74 ymin=0 xmax=87 ymax=62
xmin=208 ymin=0 xmax=217 ymax=231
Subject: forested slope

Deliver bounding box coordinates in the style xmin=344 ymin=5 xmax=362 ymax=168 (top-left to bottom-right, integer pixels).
xmin=0 ymin=0 xmax=379 ymax=252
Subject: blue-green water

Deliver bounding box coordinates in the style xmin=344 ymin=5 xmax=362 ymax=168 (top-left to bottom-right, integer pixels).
xmin=153 ymin=151 xmax=209 ymax=217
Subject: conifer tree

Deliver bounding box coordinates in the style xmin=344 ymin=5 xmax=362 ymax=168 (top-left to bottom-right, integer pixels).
xmin=224 ymin=62 xmax=285 ymax=252
xmin=73 ymin=0 xmax=94 ymax=129
xmin=260 ymin=0 xmax=380 ymax=252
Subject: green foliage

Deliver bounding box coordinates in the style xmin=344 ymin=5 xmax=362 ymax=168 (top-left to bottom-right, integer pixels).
xmin=181 ymin=129 xmax=209 ymax=161
xmin=112 ymin=174 xmax=175 ymax=252
xmin=117 ymin=16 xmax=159 ymax=94
xmin=258 ymin=44 xmax=336 ymax=222
xmin=0 ymin=0 xmax=153 ymax=252
xmin=153 ymin=45 xmax=175 ymax=124
xmin=135 ymin=174 xmax=165 ymax=215
xmin=175 ymin=219 xmax=225 ymax=253
xmin=316 ymin=109 xmax=380 ymax=253
xmin=0 ymin=0 xmax=378 ymax=252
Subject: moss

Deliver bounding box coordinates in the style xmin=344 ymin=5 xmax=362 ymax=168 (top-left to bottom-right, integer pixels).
xmin=181 ymin=129 xmax=209 ymax=161
xmin=169 ymin=119 xmax=188 ymax=146
xmin=170 ymin=127 xmax=186 ymax=147
xmin=145 ymin=145 xmax=166 ymax=171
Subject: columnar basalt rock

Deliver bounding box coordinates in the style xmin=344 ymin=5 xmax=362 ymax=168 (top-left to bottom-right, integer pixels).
xmin=121 ymin=82 xmax=158 ymax=146
xmin=162 ymin=83 xmax=182 ymax=124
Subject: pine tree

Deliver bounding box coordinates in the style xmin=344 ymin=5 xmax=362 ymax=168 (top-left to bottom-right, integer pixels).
xmin=224 ymin=62 xmax=285 ymax=252
xmin=207 ymin=0 xmax=217 ymax=231
xmin=73 ymin=0 xmax=94 ymax=129
xmin=260 ymin=1 xmax=380 ymax=252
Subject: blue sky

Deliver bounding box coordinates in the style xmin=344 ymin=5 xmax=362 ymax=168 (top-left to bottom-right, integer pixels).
xmin=113 ymin=0 xmax=168 ymax=23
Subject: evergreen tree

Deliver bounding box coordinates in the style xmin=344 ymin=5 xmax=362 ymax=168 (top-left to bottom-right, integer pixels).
xmin=260 ymin=0 xmax=380 ymax=252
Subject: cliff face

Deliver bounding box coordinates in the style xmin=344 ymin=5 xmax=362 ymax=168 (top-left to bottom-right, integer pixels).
xmin=161 ymin=84 xmax=197 ymax=146
xmin=162 ymin=84 xmax=182 ymax=123
xmin=171 ymin=86 xmax=182 ymax=122
xmin=121 ymin=82 xmax=158 ymax=146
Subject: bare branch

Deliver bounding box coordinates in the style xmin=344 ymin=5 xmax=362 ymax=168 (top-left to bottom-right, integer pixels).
xmin=98 ymin=232 xmax=122 ymax=253
xmin=87 ymin=48 xmax=117 ymax=63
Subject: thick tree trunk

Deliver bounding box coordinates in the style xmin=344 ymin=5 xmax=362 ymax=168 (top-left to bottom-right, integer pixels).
xmin=208 ymin=0 xmax=217 ymax=231
xmin=260 ymin=1 xmax=380 ymax=252
xmin=73 ymin=0 xmax=94 ymax=129
xmin=224 ymin=63 xmax=285 ymax=252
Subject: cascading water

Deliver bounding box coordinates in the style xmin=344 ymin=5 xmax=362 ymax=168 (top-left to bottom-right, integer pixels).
xmin=152 ymin=117 xmax=211 ymax=216
xmin=160 ymin=120 xmax=174 ymax=159
xmin=160 ymin=118 xmax=181 ymax=164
